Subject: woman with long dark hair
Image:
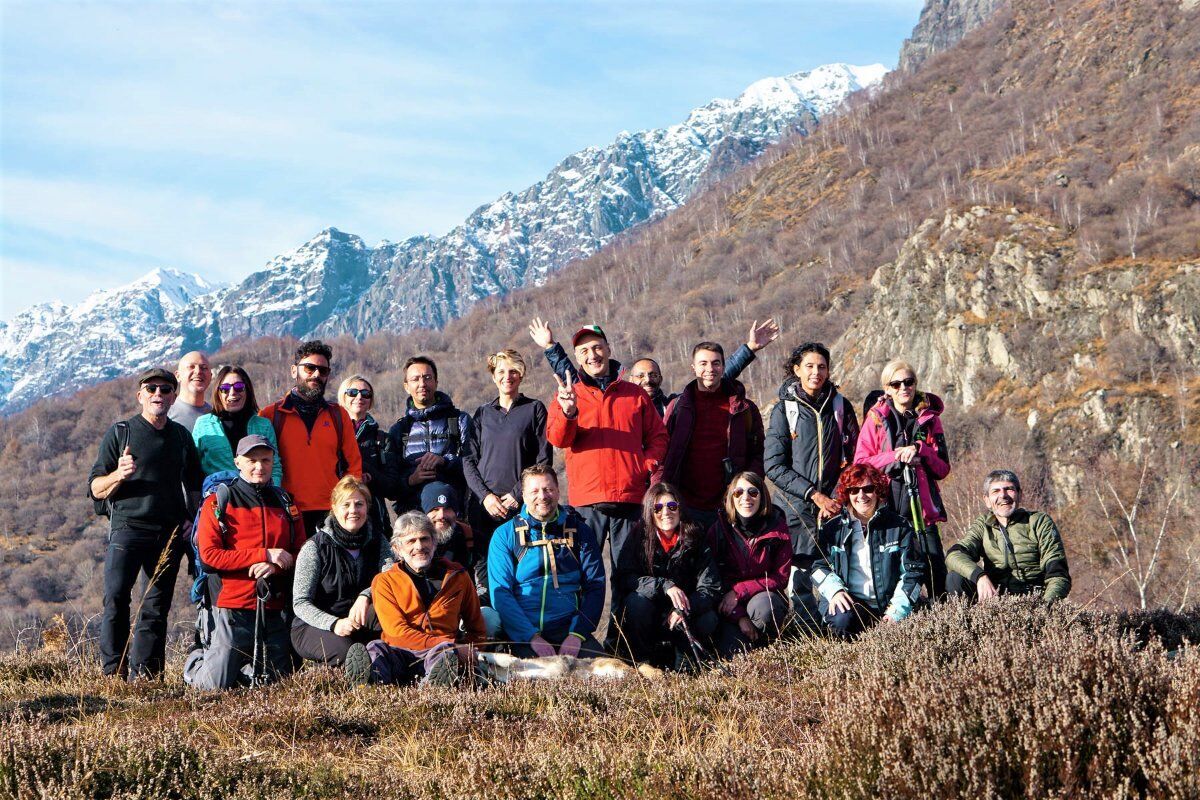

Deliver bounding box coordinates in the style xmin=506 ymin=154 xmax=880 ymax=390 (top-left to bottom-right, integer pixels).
xmin=192 ymin=365 xmax=282 ymax=485
xmin=614 ymin=481 xmax=720 ymax=668
xmin=711 ymin=471 xmax=792 ymax=656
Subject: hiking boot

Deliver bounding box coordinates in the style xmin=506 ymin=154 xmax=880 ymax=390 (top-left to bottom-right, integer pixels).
xmin=344 ymin=642 xmax=372 ymax=686
xmin=424 ymin=650 xmax=461 ymax=688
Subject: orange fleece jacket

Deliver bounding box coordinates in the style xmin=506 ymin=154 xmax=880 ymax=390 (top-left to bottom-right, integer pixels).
xmin=260 ymin=396 xmax=363 ymax=512
xmin=371 ymin=558 xmax=486 ymax=652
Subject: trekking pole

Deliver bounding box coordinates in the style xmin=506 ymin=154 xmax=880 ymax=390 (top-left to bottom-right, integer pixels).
xmin=250 ymin=578 xmax=270 ymax=688
xmin=902 ymin=463 xmax=937 ymax=601
xmin=676 ymin=616 xmax=733 ymax=677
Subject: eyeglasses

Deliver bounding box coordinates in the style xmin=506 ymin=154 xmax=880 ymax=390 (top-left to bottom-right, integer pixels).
xmin=653 ymin=501 xmax=680 ymax=513
xmin=297 ymin=362 xmax=331 ymax=376
xmin=847 ymin=486 xmax=875 ymax=496
xmin=218 ymin=382 xmax=247 ymax=393
xmin=142 ymin=383 xmax=175 ymax=395
xmin=345 ymin=388 xmax=373 ymax=399
xmin=732 ymin=487 xmax=761 ymax=499
xmin=888 ymin=377 xmax=917 ymax=389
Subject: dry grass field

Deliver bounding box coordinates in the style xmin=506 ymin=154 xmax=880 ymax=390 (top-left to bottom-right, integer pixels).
xmin=2 ymin=598 xmax=1197 ymax=799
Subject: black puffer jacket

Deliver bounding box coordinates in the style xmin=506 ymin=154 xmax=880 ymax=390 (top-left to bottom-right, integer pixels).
xmin=614 ymin=523 xmax=721 ymax=616
xmin=764 ymin=378 xmax=860 ymax=556
xmin=354 ymin=414 xmax=396 ymax=533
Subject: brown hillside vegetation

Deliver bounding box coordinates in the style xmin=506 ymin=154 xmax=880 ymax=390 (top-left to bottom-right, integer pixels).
xmin=3 ymin=600 xmax=1199 ymax=799
xmin=1 ymin=0 xmax=1198 ymax=628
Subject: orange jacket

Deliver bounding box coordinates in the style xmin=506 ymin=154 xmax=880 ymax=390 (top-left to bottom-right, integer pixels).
xmin=546 ymin=374 xmax=668 ymax=506
xmin=260 ymin=394 xmax=362 ymax=512
xmin=371 ymin=558 xmax=486 ymax=652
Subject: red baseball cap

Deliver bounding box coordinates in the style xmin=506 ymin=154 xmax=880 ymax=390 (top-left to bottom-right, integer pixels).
xmin=571 ymin=324 xmax=607 ymax=347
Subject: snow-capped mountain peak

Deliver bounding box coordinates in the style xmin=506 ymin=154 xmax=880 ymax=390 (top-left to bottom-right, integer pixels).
xmin=0 ymin=62 xmax=886 ymax=413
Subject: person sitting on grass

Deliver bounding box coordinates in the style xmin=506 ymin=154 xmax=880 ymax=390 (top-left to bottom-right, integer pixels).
xmin=184 ymin=435 xmax=304 ymax=690
xmin=290 ymin=476 xmax=394 ymax=667
xmin=344 ymin=512 xmax=486 ymax=686
xmin=615 ymin=481 xmax=720 ymax=669
xmin=946 ymin=469 xmax=1072 ymax=604
xmin=809 ymin=463 xmax=925 ymax=639
xmin=488 ymin=464 xmax=607 ymax=660
xmin=711 ymin=471 xmax=793 ymax=657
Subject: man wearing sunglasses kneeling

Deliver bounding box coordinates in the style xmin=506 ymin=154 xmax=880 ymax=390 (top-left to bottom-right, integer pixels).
xmin=809 ymin=464 xmax=926 ymax=639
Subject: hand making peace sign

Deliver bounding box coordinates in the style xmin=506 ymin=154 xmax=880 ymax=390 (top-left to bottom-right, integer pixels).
xmin=552 ymin=371 xmax=577 ymax=417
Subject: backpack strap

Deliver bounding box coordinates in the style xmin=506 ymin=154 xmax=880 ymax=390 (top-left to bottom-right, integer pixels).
xmin=326 ymin=402 xmax=348 ymax=477
xmin=212 ymin=482 xmax=232 ymax=542
xmin=396 ymin=415 xmax=416 ymax=453
xmin=784 ymin=399 xmax=800 ymax=440
xmin=832 ymin=394 xmax=846 ymax=445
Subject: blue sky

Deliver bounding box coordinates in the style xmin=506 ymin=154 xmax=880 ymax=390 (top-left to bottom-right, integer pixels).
xmin=0 ymin=0 xmax=922 ymax=320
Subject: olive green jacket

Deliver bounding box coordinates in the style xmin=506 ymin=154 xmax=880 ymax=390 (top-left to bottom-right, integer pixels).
xmin=946 ymin=509 xmax=1071 ymax=602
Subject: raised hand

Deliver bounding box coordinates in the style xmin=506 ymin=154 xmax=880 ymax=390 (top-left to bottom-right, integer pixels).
xmin=747 ymin=318 xmax=780 ymax=352
xmin=552 ymin=372 xmax=577 ymax=417
xmin=528 ymin=317 xmax=555 ymax=349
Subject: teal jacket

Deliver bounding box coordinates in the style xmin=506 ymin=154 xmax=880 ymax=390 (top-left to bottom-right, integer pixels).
xmin=192 ymin=413 xmax=283 ymax=486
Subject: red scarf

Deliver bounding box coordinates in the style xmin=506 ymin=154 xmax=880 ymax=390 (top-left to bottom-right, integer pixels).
xmin=656 ymin=527 xmax=679 ymax=553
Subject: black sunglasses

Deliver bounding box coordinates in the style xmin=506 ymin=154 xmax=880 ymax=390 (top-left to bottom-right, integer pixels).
xmin=653 ymin=501 xmax=680 ymax=513
xmin=142 ymin=383 xmax=175 ymax=395
xmin=888 ymin=377 xmax=917 ymax=389
xmin=344 ymin=388 xmax=373 ymax=399
xmin=733 ymin=487 xmax=761 ymax=499
xmin=297 ymin=362 xmax=331 ymax=376
xmin=848 ymin=485 xmax=875 ymax=496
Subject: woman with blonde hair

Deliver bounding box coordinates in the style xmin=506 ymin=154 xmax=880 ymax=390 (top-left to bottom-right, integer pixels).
xmin=854 ymin=360 xmax=951 ymax=599
xmin=291 ymin=475 xmax=395 ymax=666
xmin=337 ymin=374 xmax=396 ymax=536
xmin=462 ymin=349 xmax=552 ymax=543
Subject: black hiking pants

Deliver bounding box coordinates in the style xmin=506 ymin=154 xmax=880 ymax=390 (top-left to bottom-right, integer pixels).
xmin=101 ymin=526 xmax=185 ymax=678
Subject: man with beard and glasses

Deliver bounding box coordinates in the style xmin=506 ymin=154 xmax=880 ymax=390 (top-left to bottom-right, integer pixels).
xmin=422 ymin=481 xmax=500 ymax=638
xmin=261 ymin=340 xmax=362 ymax=538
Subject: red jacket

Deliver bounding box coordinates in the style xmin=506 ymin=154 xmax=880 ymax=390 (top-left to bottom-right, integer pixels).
xmin=195 ymin=478 xmax=305 ymax=610
xmin=546 ymin=368 xmax=668 ymax=506
xmin=260 ymin=393 xmax=362 ymax=512
xmin=656 ymin=377 xmax=765 ymax=502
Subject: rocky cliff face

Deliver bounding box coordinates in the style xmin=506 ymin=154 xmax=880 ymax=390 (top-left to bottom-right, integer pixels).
xmin=836 ymin=207 xmax=1199 ymax=496
xmin=898 ymin=0 xmax=1006 ymax=72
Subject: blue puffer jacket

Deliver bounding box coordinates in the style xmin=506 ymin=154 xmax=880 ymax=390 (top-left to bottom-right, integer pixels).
xmin=385 ymin=391 xmax=473 ymax=510
xmin=192 ymin=413 xmax=282 ymax=486
xmin=487 ymin=506 xmax=605 ymax=643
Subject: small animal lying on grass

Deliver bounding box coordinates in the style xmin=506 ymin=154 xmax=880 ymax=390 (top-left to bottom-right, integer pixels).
xmin=476 ymin=651 xmax=664 ymax=682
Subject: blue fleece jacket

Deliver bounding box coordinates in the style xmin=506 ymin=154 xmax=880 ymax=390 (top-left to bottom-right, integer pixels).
xmin=487 ymin=506 xmax=605 ymax=643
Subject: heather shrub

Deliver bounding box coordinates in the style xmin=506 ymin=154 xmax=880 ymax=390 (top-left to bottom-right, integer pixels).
xmin=801 ymin=598 xmax=1200 ymax=799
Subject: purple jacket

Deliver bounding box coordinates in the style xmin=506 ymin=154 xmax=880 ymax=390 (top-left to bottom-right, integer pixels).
xmin=853 ymin=393 xmax=951 ymax=525
xmin=709 ymin=511 xmax=792 ymax=620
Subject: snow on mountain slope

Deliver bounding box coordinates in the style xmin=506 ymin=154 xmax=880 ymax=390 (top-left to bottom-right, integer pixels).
xmin=0 ymin=63 xmax=884 ymax=413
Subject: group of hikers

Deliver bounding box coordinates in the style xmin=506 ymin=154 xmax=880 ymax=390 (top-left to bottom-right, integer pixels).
xmin=87 ymin=318 xmax=1072 ymax=688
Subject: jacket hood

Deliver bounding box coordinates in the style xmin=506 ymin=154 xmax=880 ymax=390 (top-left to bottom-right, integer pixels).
xmin=778 ymin=376 xmax=839 ymax=405
xmin=406 ymin=391 xmax=456 ymax=419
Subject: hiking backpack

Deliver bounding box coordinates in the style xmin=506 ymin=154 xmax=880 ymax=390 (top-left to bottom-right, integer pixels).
xmin=512 ymin=512 xmax=581 ymax=590
xmin=784 ymin=394 xmax=851 ymax=449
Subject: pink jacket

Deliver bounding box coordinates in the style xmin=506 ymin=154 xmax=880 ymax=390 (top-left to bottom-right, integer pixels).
xmin=854 ymin=393 xmax=951 ymax=525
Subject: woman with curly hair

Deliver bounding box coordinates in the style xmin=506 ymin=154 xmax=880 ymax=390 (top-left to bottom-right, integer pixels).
xmin=809 ymin=463 xmax=925 ymax=639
